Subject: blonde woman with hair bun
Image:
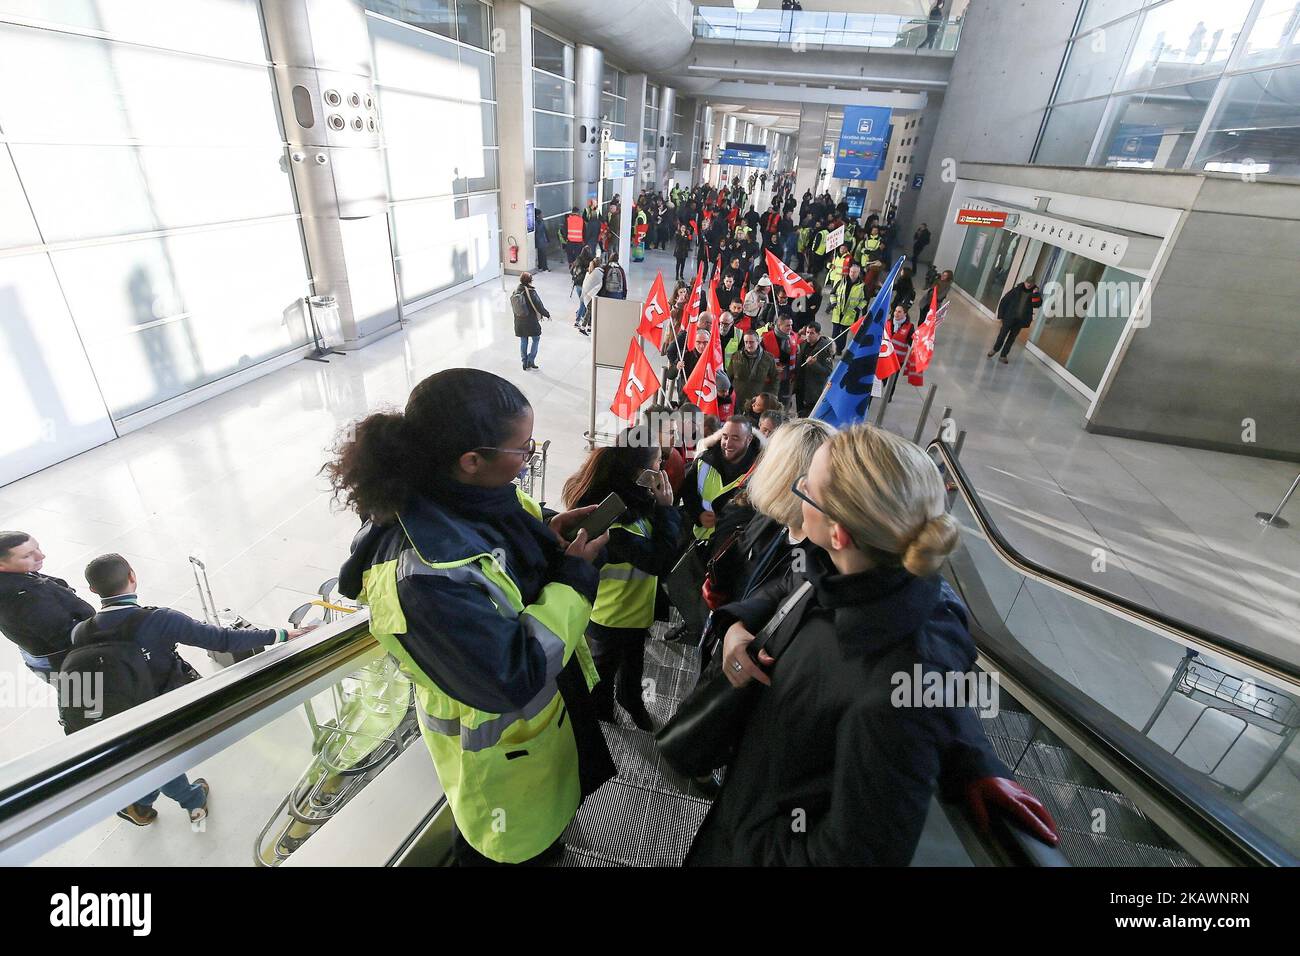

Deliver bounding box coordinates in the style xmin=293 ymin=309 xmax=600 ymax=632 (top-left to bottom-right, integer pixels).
xmin=685 ymin=423 xmax=1057 ymax=866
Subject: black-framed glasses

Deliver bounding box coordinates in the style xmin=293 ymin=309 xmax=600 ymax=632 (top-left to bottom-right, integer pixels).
xmin=477 ymin=438 xmax=537 ymax=459
xmin=791 ymin=474 xmax=830 ymax=518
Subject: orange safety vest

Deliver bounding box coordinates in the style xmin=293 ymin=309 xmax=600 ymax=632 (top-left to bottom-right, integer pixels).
xmin=565 ymin=214 xmax=584 ymax=243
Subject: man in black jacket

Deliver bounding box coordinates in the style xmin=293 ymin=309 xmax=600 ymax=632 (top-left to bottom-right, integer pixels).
xmin=989 ymin=279 xmax=1042 ymax=364
xmin=794 ymin=322 xmax=835 ymax=417
xmin=0 ymin=532 xmax=93 ymax=682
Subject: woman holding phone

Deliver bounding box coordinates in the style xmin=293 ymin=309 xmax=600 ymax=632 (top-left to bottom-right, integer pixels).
xmin=329 ymin=368 xmax=614 ymax=866
xmin=562 ymin=435 xmax=682 ymax=731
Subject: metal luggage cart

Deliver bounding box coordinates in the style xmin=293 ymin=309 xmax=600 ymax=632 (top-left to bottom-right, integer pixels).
xmin=255 ymin=579 xmax=417 ymax=867
xmin=1142 ymin=649 xmax=1300 ymax=798
xmin=514 ymin=438 xmax=552 ymax=507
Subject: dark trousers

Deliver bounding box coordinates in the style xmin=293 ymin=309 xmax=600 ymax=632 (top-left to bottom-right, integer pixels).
xmin=832 ymin=322 xmax=852 ymax=353
xmin=138 ymin=774 xmax=205 ymax=812
xmin=536 ymin=243 xmax=549 ymax=271
xmin=675 ymin=255 xmax=687 ymax=280
xmin=564 ymin=242 xmax=581 ymax=265
xmin=992 ymin=322 xmax=1025 ymax=357
xmin=587 ymin=623 xmax=649 ymax=715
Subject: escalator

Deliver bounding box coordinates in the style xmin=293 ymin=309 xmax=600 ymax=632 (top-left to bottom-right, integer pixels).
xmin=0 ymin=441 xmax=1295 ymax=868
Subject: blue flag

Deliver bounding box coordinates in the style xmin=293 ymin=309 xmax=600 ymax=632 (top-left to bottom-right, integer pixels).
xmin=811 ymin=256 xmax=906 ymax=428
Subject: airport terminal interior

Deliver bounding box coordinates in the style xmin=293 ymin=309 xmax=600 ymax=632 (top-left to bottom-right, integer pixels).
xmin=0 ymin=0 xmax=1298 ymax=871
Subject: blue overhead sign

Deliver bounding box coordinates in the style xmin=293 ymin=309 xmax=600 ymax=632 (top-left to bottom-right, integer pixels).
xmin=834 ymin=105 xmax=892 ymax=181
xmin=845 ymin=187 xmax=867 ymax=219
xmin=719 ymin=147 xmax=770 ymax=168
xmin=912 ymin=173 xmax=925 ymax=189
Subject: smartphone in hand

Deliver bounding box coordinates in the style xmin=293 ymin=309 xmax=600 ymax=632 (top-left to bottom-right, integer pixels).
xmin=574 ymin=493 xmax=626 ymax=540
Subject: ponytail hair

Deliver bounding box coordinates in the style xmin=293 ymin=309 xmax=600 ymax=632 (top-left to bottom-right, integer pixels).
xmin=324 ymin=369 xmax=530 ymax=523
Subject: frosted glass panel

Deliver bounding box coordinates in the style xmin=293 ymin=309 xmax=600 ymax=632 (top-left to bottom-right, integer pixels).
xmin=11 ymin=145 xmax=296 ymax=242
xmin=0 ymin=0 xmax=268 ymax=64
xmin=0 ymin=253 xmax=116 ymax=485
xmin=53 ymin=220 xmax=311 ymax=418
xmin=0 ymin=24 xmax=283 ymax=144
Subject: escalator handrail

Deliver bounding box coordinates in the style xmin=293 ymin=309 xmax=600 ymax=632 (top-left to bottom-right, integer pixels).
xmin=0 ymin=611 xmax=378 ymax=837
xmin=927 ymin=440 xmax=1300 ymax=687
xmin=931 ymin=441 xmax=1297 ymax=866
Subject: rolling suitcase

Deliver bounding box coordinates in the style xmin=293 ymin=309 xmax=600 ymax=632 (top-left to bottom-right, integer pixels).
xmin=189 ymin=556 xmax=262 ymax=668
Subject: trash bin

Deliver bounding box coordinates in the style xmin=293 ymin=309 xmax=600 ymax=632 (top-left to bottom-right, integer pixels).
xmin=307 ymin=294 xmax=342 ymax=349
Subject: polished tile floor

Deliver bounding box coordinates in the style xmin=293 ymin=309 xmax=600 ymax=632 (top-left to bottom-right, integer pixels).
xmin=4 ymin=243 xmax=1298 ymax=864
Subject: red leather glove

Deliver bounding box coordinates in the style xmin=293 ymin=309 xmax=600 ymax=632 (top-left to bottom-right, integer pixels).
xmin=965 ymin=777 xmax=1059 ymax=846
xmin=701 ymin=577 xmax=729 ymax=612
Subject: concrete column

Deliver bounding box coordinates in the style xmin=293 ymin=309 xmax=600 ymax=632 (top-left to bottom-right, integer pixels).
xmin=895 ymin=93 xmax=944 ymax=260
xmin=795 ymin=103 xmax=829 ymax=200
xmin=262 ymin=0 xmax=399 ymax=347
xmin=493 ymin=0 xmax=534 ymax=276
xmin=655 ymin=86 xmax=676 ymax=193
xmin=572 ymin=43 xmax=603 ymax=208
xmin=624 ymin=73 xmax=648 ymax=177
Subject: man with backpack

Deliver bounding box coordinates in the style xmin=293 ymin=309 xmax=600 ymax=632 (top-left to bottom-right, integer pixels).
xmin=60 ymin=553 xmax=313 ymax=827
xmin=598 ymin=253 xmax=627 ymax=300
xmin=511 ymin=272 xmax=550 ymax=370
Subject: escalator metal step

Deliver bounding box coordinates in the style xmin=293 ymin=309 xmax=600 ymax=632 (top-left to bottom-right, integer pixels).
xmin=563 ymin=779 xmax=711 ymax=866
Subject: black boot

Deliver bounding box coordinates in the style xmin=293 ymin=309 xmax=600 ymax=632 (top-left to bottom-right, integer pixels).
xmin=616 ymin=641 xmax=654 ymax=732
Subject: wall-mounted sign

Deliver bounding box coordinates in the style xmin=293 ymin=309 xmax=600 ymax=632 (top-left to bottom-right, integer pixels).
xmin=845 ymin=187 xmax=867 ymax=219
xmin=955 ymin=208 xmax=1008 ymax=227
xmin=719 ymin=147 xmax=770 ymax=168
xmin=912 ymin=174 xmax=925 ymax=189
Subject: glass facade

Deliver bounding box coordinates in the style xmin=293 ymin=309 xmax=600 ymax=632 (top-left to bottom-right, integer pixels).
xmin=0 ymin=0 xmax=311 ymax=441
xmin=369 ymin=12 xmax=500 ymax=309
xmin=532 ymin=28 xmax=574 ymax=245
xmin=1034 ymin=0 xmax=1300 ymax=177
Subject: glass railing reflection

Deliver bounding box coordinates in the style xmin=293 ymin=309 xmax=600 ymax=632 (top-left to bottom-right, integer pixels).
xmin=693 ymin=8 xmax=963 ymax=52
xmin=935 ymin=450 xmax=1300 ymax=859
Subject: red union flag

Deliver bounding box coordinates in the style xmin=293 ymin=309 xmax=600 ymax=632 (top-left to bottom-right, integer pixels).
xmin=707 ymin=268 xmax=722 ymax=319
xmin=904 ymin=287 xmax=946 ymax=385
xmin=681 ymin=324 xmax=722 ymax=416
xmin=611 ymin=338 xmax=660 ymax=423
xmin=683 ymin=263 xmax=705 ymax=342
xmin=636 ymin=271 xmax=673 ymax=351
xmin=764 ymin=249 xmax=814 ymax=298
xmin=875 ymin=318 xmax=902 ymax=380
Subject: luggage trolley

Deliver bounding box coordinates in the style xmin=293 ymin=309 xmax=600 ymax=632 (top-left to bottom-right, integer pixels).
xmin=514 ymin=438 xmax=552 ymax=507
xmin=255 ymin=579 xmax=418 ymax=866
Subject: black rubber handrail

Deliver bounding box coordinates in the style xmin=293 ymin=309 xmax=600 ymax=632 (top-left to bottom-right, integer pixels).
xmin=932 ymin=441 xmax=1297 ymax=866
xmin=927 ymin=440 xmax=1300 ymax=687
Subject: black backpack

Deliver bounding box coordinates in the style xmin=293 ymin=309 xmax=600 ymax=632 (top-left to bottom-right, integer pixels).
xmin=58 ymin=608 xmax=158 ymax=734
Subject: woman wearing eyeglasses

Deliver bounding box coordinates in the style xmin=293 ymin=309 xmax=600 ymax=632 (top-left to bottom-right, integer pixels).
xmin=330 ymin=368 xmax=615 ymax=866
xmin=684 ymin=424 xmax=1056 ymax=866
xmin=562 ymin=434 xmax=681 ymax=731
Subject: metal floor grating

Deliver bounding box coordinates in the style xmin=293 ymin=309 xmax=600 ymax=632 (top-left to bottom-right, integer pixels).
xmin=557 ymin=625 xmax=713 ymax=866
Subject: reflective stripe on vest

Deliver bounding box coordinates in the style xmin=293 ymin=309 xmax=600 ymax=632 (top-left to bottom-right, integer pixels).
xmin=359 ymin=516 xmax=598 ymax=863
xmin=693 ymin=462 xmax=747 ymax=540
xmin=591 ymin=519 xmax=657 ymax=629
xmin=398 ymin=553 xmax=566 ymax=753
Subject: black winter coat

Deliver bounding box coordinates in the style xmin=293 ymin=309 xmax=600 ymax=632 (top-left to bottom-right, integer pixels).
xmin=0 ymin=571 xmax=95 ymax=666
xmin=997 ymin=284 xmax=1040 ymax=328
xmin=686 ymin=553 xmax=1007 ymax=866
xmin=512 ymin=284 xmax=549 ymax=338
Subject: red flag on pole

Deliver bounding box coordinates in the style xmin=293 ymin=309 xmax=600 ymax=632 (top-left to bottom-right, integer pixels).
xmin=636 ymin=271 xmax=673 ymax=352
xmin=764 ymin=248 xmax=814 ymax=298
xmin=681 ymin=323 xmax=723 ymax=416
xmin=904 ymin=287 xmax=944 ymax=386
xmin=611 ymin=337 xmax=661 ymax=424
xmin=875 ymin=318 xmax=902 ymax=380
xmin=683 ymin=263 xmax=704 ymax=343
xmin=707 ymin=268 xmax=722 ymax=319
